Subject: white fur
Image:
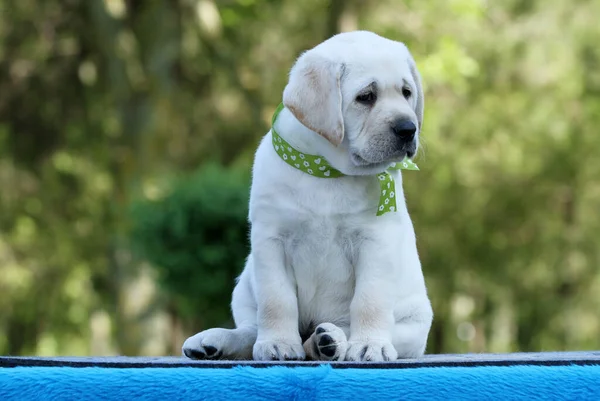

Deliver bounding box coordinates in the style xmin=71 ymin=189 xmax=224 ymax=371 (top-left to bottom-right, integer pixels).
xmin=182 ymin=31 xmax=433 ymax=362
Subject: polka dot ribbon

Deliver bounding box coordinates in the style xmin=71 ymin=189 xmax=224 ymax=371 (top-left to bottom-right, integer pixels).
xmin=271 ymin=103 xmax=419 ymax=216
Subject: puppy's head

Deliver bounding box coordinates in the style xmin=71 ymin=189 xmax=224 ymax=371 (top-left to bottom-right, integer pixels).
xmin=283 ymin=31 xmax=423 ymax=171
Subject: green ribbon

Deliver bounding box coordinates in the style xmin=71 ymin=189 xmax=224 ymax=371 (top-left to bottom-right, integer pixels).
xmin=271 ymin=103 xmax=419 ymax=216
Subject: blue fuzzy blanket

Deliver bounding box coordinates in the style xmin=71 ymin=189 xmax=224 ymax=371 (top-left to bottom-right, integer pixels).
xmin=1 ymin=354 xmax=600 ymax=400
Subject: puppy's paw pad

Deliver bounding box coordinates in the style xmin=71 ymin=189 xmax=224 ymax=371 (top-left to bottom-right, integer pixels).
xmin=318 ymin=334 xmax=334 ymax=347
xmin=253 ymin=341 xmax=306 ymax=361
xmin=313 ymin=323 xmax=347 ymax=361
xmin=183 ymin=348 xmax=207 ymax=360
xmin=345 ymin=340 xmax=398 ymax=362
xmin=203 ymin=345 xmax=218 ymax=357
xmin=182 ymin=345 xmax=223 ymax=360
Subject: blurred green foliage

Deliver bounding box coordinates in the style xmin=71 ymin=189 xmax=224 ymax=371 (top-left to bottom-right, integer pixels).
xmin=129 ymin=165 xmax=250 ymax=328
xmin=0 ymin=0 xmax=599 ymax=356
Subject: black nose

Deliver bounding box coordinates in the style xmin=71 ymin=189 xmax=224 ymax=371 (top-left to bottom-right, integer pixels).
xmin=392 ymin=120 xmax=416 ymax=141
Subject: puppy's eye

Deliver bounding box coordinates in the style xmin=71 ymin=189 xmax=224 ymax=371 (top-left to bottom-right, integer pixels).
xmin=402 ymin=87 xmax=412 ymax=99
xmin=356 ymin=92 xmax=376 ymax=105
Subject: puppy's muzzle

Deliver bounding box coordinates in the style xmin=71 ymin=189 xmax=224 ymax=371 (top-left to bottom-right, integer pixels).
xmin=391 ymin=119 xmax=416 ymax=143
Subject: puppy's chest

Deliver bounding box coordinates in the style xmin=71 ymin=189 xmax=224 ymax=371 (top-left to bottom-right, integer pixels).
xmin=285 ymin=218 xmax=362 ymax=260
xmin=283 ymin=219 xmax=365 ymax=293
xmin=282 ymin=219 xmax=367 ymax=328
xmin=295 ymin=178 xmax=379 ymax=216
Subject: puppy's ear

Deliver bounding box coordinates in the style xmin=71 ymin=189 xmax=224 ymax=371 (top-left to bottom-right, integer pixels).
xmin=407 ymin=55 xmax=424 ymax=129
xmin=282 ymin=52 xmax=345 ymax=146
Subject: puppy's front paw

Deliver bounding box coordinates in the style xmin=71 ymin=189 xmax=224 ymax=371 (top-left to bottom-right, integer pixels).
xmin=253 ymin=340 xmax=305 ymax=361
xmin=345 ymin=340 xmax=398 ymax=362
xmin=182 ymin=328 xmax=230 ymax=360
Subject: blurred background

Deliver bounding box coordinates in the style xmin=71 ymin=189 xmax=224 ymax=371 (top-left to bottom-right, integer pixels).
xmin=1 ymin=0 xmax=599 ymax=357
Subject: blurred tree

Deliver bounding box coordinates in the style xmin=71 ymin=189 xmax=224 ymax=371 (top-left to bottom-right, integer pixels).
xmin=129 ymin=165 xmax=250 ymax=333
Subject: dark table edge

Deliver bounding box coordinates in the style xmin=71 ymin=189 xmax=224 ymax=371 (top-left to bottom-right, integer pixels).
xmin=1 ymin=352 xmax=600 ymax=369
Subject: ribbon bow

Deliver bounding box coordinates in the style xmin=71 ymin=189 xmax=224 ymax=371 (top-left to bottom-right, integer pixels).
xmin=271 ymin=103 xmax=419 ymax=216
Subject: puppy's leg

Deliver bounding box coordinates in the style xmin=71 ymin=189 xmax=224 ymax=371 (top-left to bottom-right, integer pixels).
xmin=182 ymin=265 xmax=257 ymax=360
xmin=252 ymin=230 xmax=305 ymax=361
xmin=303 ymin=323 xmax=348 ymax=361
xmin=345 ymin=240 xmax=398 ymax=362
xmin=392 ymin=301 xmax=433 ymax=358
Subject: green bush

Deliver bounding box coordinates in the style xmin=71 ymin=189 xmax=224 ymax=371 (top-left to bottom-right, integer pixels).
xmin=128 ymin=165 xmax=250 ymax=330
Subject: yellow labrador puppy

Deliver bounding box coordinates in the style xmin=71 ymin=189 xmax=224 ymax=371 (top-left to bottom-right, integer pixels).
xmin=182 ymin=31 xmax=433 ymax=362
